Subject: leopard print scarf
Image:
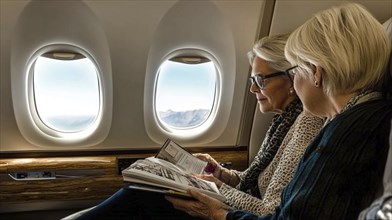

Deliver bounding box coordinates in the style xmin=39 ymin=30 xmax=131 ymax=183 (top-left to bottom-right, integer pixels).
xmin=237 ymin=98 xmax=303 ymax=198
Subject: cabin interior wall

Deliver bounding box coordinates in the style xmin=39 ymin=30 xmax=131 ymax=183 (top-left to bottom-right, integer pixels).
xmin=0 ymin=0 xmax=391 ymax=217
xmin=0 ymin=0 xmax=265 ymax=152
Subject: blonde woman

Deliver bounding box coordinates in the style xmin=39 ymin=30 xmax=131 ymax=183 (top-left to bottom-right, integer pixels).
xmin=167 ymin=3 xmax=392 ymax=220
xmin=73 ymin=34 xmax=323 ymax=220
xmin=193 ymin=34 xmax=323 ymax=216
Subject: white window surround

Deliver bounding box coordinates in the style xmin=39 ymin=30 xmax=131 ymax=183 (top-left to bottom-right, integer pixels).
xmin=13 ymin=44 xmax=109 ymax=146
xmin=144 ymin=0 xmax=236 ymax=146
xmin=33 ymin=53 xmax=99 ymax=133
xmin=153 ymin=49 xmax=221 ymax=136
xmin=10 ymin=0 xmax=112 ymax=148
xmin=29 ymin=45 xmax=101 ymax=137
xmin=145 ymin=47 xmax=234 ymax=145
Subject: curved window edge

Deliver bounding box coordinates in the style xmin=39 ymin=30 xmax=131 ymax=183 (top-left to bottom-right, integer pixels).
xmin=12 ymin=44 xmax=112 ymax=147
xmin=32 ymin=51 xmax=100 ymax=134
xmin=155 ymin=56 xmax=217 ymax=130
xmin=145 ymin=48 xmax=224 ymax=142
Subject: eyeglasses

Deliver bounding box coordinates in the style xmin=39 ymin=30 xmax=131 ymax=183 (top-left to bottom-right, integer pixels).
xmin=249 ymin=65 xmax=298 ymax=89
xmin=285 ymin=65 xmax=299 ymax=83
xmin=286 ymin=65 xmax=299 ymax=78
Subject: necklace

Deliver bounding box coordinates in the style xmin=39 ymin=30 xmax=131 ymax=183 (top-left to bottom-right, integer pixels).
xmin=323 ymin=90 xmax=379 ymax=127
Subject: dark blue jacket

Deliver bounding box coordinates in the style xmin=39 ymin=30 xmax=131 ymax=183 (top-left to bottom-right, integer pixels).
xmin=228 ymin=99 xmax=392 ymax=220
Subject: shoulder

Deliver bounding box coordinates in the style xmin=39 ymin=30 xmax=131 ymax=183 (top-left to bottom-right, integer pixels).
xmin=293 ymin=111 xmax=324 ymax=130
xmin=337 ymin=99 xmax=392 ymax=127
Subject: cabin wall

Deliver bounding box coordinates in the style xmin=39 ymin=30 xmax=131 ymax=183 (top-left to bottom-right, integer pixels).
xmin=0 ymin=0 xmax=266 ymax=153
xmin=0 ymin=0 xmax=391 ymax=218
xmin=248 ymin=0 xmax=392 ymax=162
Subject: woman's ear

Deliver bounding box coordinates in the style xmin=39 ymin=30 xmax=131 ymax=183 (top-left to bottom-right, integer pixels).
xmin=313 ymin=66 xmax=323 ymax=87
xmin=289 ymin=86 xmax=295 ymax=95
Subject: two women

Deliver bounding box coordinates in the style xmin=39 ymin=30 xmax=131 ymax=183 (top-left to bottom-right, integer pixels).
xmin=73 ymin=34 xmax=322 ymax=220
xmin=193 ymin=34 xmax=323 ymax=216
xmin=167 ymin=3 xmax=392 ymax=220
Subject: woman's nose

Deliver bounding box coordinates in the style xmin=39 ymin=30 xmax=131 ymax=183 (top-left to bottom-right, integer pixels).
xmin=249 ymin=82 xmax=260 ymax=94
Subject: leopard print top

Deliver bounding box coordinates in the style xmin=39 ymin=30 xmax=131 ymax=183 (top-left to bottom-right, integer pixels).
xmin=220 ymin=111 xmax=324 ymax=216
xmin=237 ymin=99 xmax=303 ymax=197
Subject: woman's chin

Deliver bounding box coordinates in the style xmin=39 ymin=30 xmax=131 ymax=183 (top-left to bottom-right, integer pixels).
xmin=258 ymin=105 xmax=271 ymax=114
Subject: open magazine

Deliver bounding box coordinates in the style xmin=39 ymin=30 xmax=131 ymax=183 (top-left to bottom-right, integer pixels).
xmin=121 ymin=139 xmax=226 ymax=202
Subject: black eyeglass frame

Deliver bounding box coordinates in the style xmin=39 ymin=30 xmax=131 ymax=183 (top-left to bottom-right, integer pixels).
xmin=285 ymin=65 xmax=298 ymax=83
xmin=249 ymin=65 xmax=298 ymax=89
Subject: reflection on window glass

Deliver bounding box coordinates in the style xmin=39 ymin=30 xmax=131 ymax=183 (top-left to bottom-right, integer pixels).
xmin=155 ymin=59 xmax=216 ymax=129
xmin=33 ymin=54 xmax=100 ymax=132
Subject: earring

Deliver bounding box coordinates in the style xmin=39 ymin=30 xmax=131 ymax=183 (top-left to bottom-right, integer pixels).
xmin=314 ymin=81 xmax=319 ymax=87
xmin=289 ymin=88 xmax=295 ymax=94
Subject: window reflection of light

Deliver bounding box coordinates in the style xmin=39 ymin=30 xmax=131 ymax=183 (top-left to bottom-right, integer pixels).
xmin=155 ymin=60 xmax=216 ymax=129
xmin=33 ymin=56 xmax=100 ymax=132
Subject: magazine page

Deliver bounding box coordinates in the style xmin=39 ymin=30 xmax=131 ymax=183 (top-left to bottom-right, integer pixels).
xmin=126 ymin=183 xmax=194 ymax=199
xmin=122 ymin=158 xmax=225 ymax=202
xmin=146 ymin=157 xmax=185 ymax=174
xmin=156 ymin=139 xmax=207 ymax=174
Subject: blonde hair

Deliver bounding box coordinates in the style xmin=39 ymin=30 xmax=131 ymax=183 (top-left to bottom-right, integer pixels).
xmin=248 ymin=33 xmax=291 ymax=72
xmin=285 ymin=3 xmax=391 ymax=96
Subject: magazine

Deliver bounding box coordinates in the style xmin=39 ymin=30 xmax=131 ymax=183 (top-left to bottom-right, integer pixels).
xmin=121 ymin=139 xmax=226 ymax=202
xmin=155 ymin=138 xmax=208 ymax=174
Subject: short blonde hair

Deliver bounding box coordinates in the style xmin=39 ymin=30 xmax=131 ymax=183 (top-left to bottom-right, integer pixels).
xmin=248 ymin=33 xmax=291 ymax=72
xmin=285 ymin=3 xmax=391 ymax=96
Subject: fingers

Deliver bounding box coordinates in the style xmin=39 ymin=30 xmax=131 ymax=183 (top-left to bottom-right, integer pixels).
xmin=193 ymin=153 xmax=211 ymax=161
xmin=187 ymin=189 xmax=212 ymax=202
xmin=194 ymin=153 xmax=216 ymax=163
xmin=166 ymin=190 xmax=230 ymax=220
xmin=193 ymin=154 xmax=224 ymax=180
xmin=187 ymin=189 xmax=231 ymax=219
xmin=166 ymin=189 xmax=207 ymax=206
xmin=194 ymin=174 xmax=222 ymax=187
xmin=165 ymin=195 xmax=209 ymax=219
xmin=196 ymin=174 xmax=211 ymax=182
xmin=165 ymin=196 xmax=188 ymax=211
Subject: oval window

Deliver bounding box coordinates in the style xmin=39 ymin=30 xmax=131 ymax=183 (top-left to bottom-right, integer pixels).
xmin=155 ymin=56 xmax=217 ymax=129
xmin=32 ymin=52 xmax=100 ymax=132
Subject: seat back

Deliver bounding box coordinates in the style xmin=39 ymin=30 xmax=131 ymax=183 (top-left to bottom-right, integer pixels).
xmin=358 ymin=17 xmax=392 ymax=220
xmin=358 ymin=119 xmax=392 ymax=220
xmin=381 ymin=17 xmax=392 ymax=99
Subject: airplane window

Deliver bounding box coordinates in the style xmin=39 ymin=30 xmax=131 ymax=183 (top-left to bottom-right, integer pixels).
xmin=155 ymin=57 xmax=216 ymax=129
xmin=32 ymin=52 xmax=100 ymax=132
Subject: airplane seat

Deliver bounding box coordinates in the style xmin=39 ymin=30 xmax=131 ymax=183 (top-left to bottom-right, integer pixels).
xmin=357 ymin=17 xmax=392 ymax=220
xmin=358 ymin=119 xmax=392 ymax=220
xmin=382 ymin=17 xmax=392 ymax=100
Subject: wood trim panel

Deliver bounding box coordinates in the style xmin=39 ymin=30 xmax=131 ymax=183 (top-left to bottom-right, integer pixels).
xmin=0 ymin=149 xmax=247 ymax=209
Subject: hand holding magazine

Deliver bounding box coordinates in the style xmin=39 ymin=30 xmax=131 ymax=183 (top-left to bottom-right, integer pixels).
xmin=121 ymin=139 xmax=226 ymax=202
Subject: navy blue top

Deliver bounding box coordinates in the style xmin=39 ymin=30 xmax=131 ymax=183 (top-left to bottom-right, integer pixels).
xmin=227 ymin=99 xmax=392 ymax=220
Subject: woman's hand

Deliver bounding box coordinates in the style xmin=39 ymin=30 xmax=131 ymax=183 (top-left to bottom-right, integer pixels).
xmin=194 ymin=153 xmax=222 ymax=178
xmin=193 ymin=174 xmax=223 ymax=188
xmin=165 ymin=189 xmax=232 ymax=220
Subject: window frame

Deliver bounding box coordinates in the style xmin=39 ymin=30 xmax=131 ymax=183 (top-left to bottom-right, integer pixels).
xmin=151 ymin=49 xmax=222 ymax=138
xmin=26 ymin=44 xmax=103 ymax=139
xmin=155 ymin=56 xmax=218 ymax=131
